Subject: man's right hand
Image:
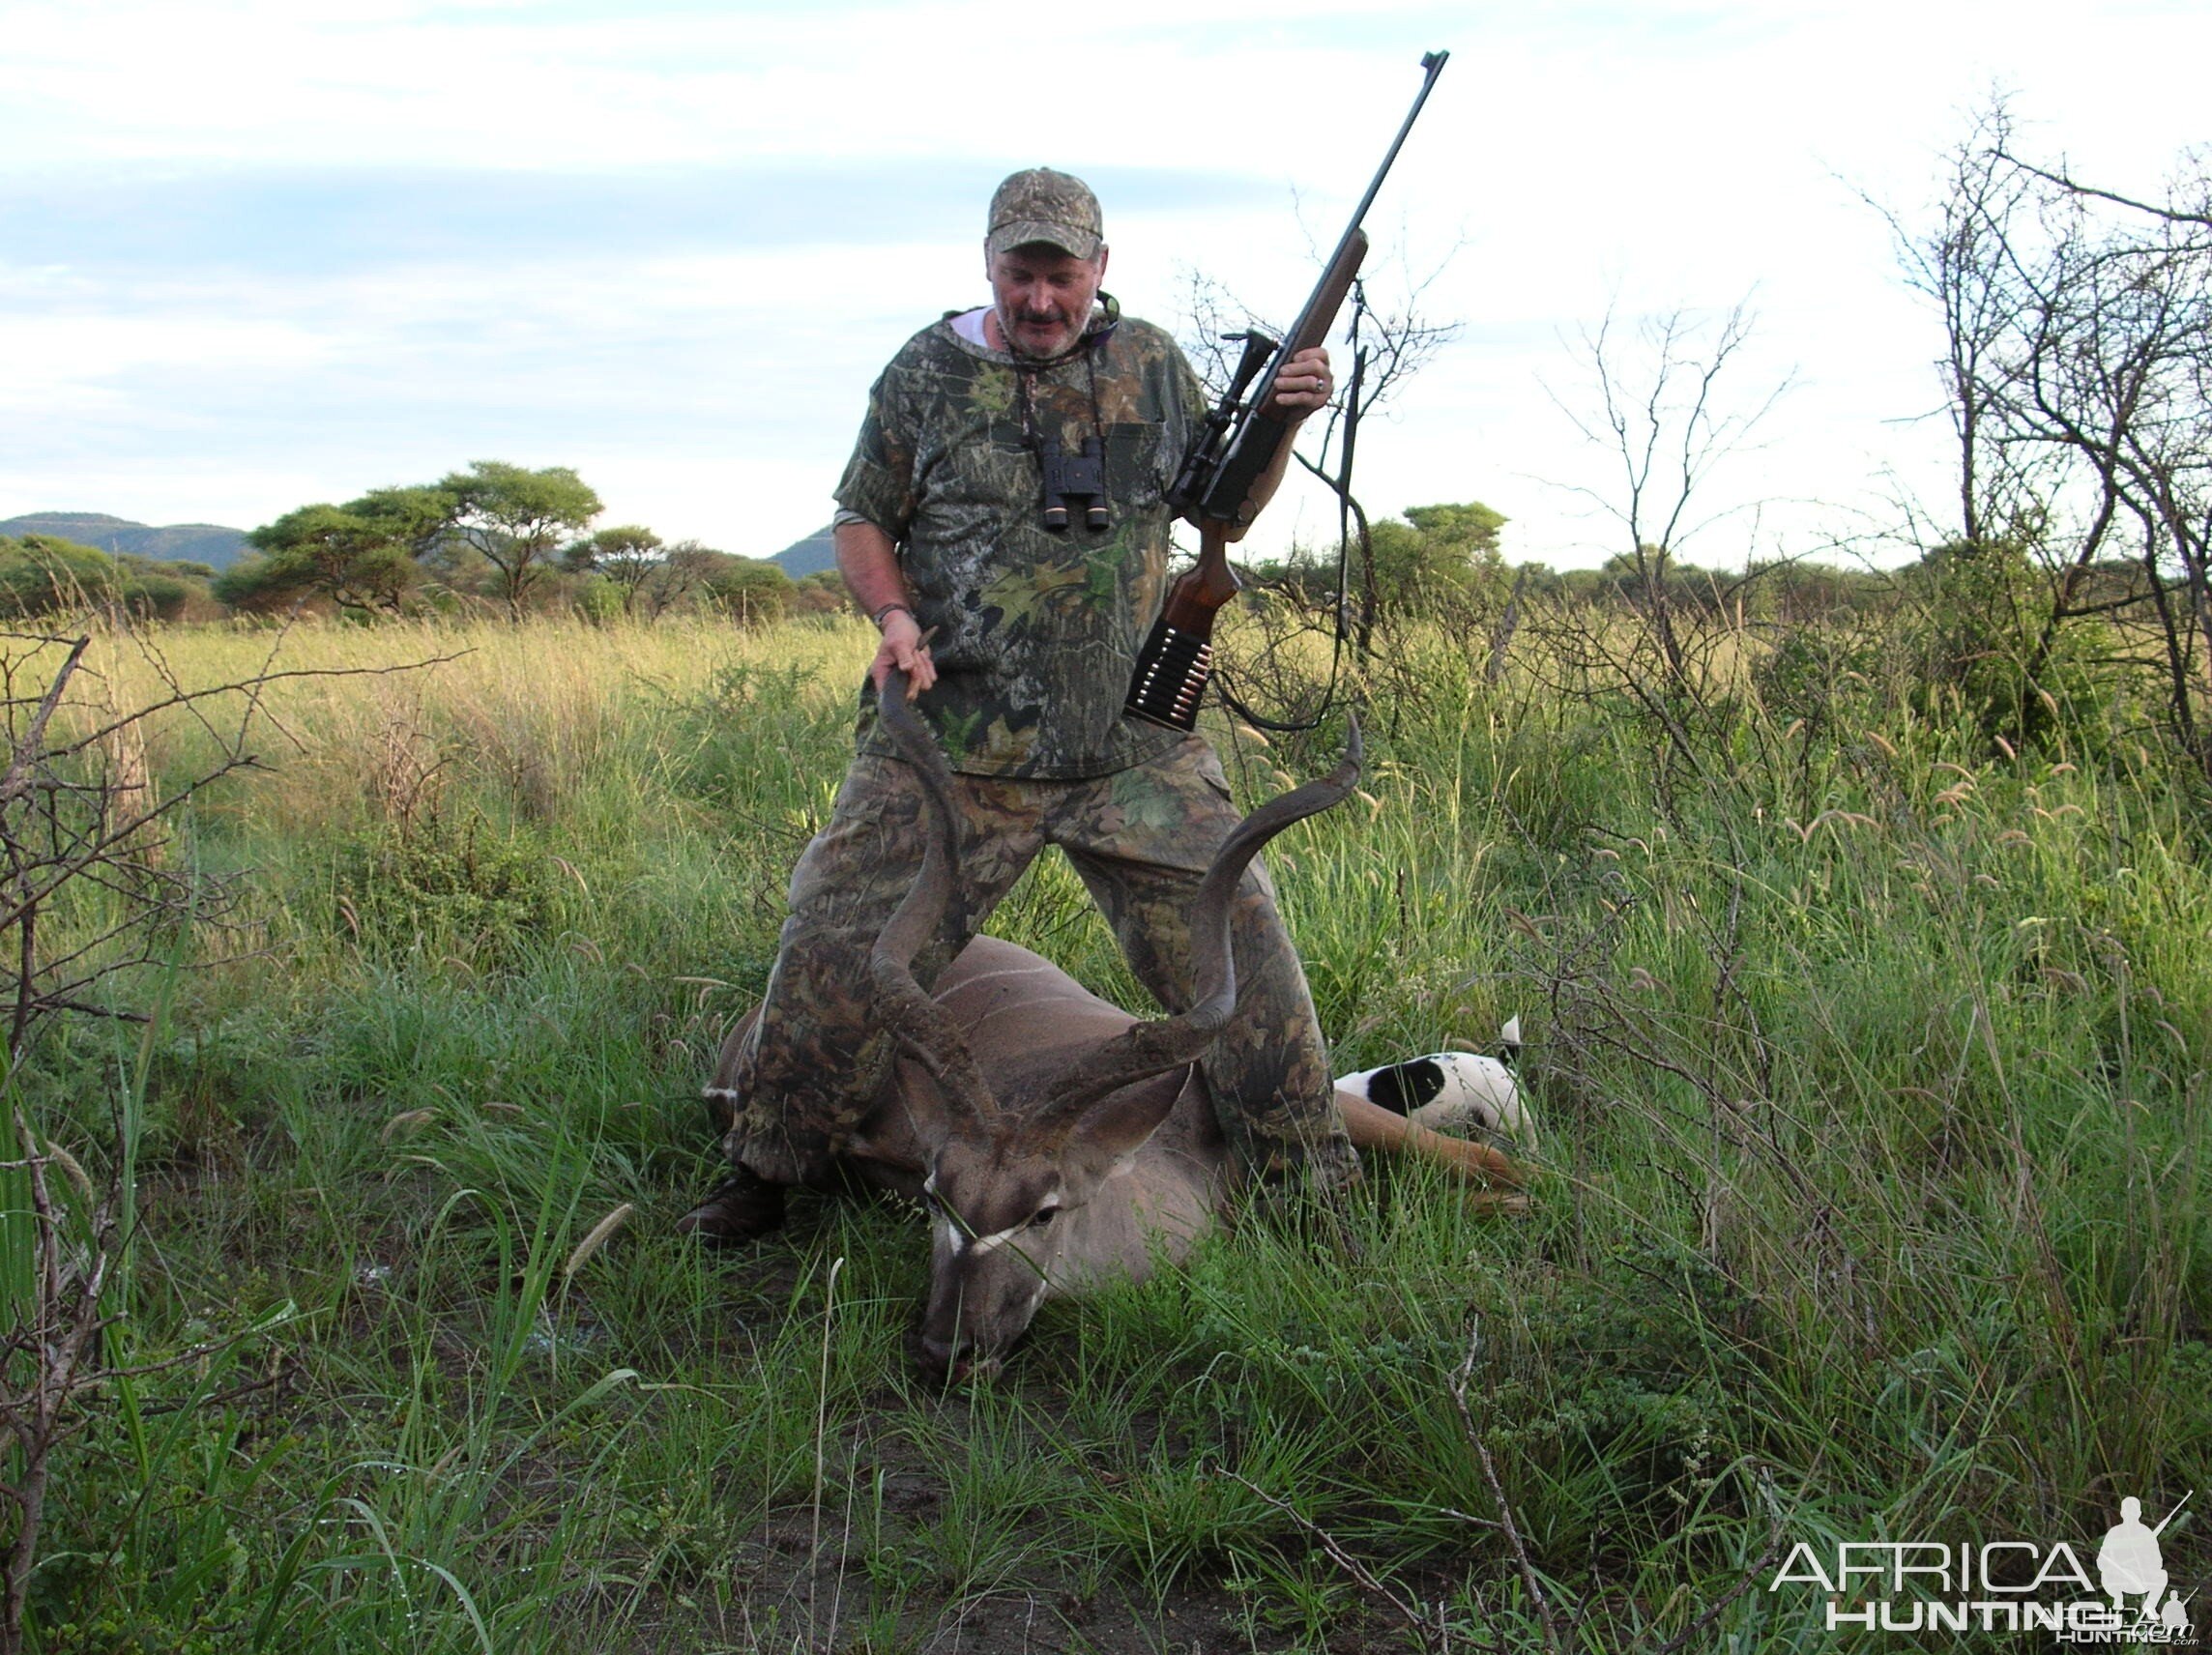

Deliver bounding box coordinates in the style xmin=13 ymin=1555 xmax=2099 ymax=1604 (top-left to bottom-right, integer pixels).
xmin=869 ymin=608 xmax=936 ymax=699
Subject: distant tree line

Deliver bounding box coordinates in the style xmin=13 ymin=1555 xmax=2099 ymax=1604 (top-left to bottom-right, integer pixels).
xmin=1232 ymin=488 xmax=2182 ymax=763
xmin=1240 ymin=498 xmax=2024 ymax=631
xmin=0 ymin=459 xmax=849 ymax=625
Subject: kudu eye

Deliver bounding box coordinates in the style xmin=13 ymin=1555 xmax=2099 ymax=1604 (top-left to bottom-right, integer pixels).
xmin=1030 ymin=1206 xmax=1059 ymax=1229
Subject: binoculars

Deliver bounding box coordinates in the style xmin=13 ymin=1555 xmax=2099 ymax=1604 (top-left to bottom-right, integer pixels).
xmin=1037 ymin=436 xmax=1108 ymax=532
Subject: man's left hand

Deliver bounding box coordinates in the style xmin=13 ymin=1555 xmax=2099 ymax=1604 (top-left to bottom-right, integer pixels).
xmin=1267 ymin=346 xmax=1332 ymax=420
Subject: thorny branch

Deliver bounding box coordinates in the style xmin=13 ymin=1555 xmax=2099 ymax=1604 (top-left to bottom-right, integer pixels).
xmin=2 ymin=1110 xmax=295 ymax=1653
xmin=0 ymin=616 xmax=438 ymax=1652
xmin=1452 ymin=1325 xmax=1567 ymax=1655
xmin=1894 ymin=102 xmax=2212 ymax=778
xmin=1224 ymin=1470 xmax=1476 ymax=1654
xmin=2 ymin=1108 xmax=118 ymax=1653
xmin=1178 ymin=254 xmax=1463 ymax=670
xmin=1992 ymin=147 xmax=2212 ymax=232
xmin=0 ymin=625 xmax=464 ymax=1053
xmin=1540 ymin=301 xmax=1791 ymax=690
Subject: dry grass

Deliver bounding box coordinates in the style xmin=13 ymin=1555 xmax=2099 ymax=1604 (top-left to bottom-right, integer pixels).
xmin=88 ymin=614 xmax=876 ymax=841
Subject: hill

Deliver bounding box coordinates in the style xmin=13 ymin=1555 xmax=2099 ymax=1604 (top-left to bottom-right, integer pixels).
xmin=769 ymin=523 xmax=835 ymax=578
xmin=0 ymin=512 xmax=250 ymax=569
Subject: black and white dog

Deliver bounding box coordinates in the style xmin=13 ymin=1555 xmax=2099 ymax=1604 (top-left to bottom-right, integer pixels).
xmin=1336 ymin=1019 xmax=1533 ymax=1147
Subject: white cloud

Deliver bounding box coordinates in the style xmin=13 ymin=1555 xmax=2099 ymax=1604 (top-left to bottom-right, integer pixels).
xmin=3 ymin=0 xmax=2208 ymax=564
xmin=0 ymin=313 xmax=336 ymax=410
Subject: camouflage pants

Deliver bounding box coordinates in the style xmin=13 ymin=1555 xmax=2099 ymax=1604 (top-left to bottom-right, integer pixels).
xmin=710 ymin=735 xmax=1356 ymax=1192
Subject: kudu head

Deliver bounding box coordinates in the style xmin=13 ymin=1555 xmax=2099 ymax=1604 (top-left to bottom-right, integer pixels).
xmin=869 ymin=671 xmax=1360 ymax=1382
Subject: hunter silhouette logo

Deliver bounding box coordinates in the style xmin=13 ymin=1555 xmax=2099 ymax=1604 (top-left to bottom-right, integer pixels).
xmin=1767 ymin=1489 xmax=2197 ymax=1642
xmin=2098 ymin=1495 xmax=2192 ymax=1639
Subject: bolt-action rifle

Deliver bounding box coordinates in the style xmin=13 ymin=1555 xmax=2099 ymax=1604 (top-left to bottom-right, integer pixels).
xmin=1124 ymin=49 xmax=1450 ymax=731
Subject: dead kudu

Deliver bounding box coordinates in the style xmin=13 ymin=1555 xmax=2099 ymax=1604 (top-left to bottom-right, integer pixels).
xmin=712 ymin=674 xmax=1526 ymax=1381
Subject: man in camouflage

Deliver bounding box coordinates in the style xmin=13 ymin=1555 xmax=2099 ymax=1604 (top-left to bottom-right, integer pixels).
xmin=683 ymin=168 xmax=1353 ymax=1239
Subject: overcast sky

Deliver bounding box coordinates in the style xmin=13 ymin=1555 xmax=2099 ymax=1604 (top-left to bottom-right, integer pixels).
xmin=3 ymin=0 xmax=2206 ymax=569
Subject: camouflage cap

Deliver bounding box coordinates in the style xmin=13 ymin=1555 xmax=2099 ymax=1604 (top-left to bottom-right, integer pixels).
xmin=986 ymin=167 xmax=1103 ymax=261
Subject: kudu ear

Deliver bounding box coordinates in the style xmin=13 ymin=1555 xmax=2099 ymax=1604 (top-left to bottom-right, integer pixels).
xmin=1061 ymin=1068 xmax=1188 ymax=1179
xmin=882 ymin=1053 xmax=956 ymax=1152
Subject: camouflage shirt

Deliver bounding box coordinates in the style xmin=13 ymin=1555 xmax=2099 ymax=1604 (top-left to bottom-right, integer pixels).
xmin=835 ymin=300 xmax=1208 ymax=778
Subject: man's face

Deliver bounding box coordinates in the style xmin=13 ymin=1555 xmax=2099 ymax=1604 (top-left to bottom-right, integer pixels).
xmin=988 ymin=243 xmax=1108 ymax=361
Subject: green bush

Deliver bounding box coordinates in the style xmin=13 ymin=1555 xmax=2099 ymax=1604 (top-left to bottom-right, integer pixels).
xmin=0 ymin=534 xmax=213 ymax=619
xmin=333 ymin=812 xmax=565 ymax=959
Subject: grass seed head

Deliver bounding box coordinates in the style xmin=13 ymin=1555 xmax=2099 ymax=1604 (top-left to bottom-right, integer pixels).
xmin=381 ymin=1108 xmax=437 ymax=1143
xmin=565 ymin=1203 xmax=637 ymax=1278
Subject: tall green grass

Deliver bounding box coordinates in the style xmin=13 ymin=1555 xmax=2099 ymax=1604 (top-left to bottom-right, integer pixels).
xmin=3 ymin=610 xmax=2203 ymax=1651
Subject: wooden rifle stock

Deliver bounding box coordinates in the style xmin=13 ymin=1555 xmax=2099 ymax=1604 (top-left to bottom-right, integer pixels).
xmin=1124 ymin=522 xmax=1238 ymax=732
xmin=1125 ymin=49 xmax=1447 ymax=733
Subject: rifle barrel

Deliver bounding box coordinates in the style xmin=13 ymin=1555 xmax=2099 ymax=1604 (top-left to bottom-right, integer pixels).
xmin=2151 ymin=1489 xmax=2193 ymax=1536
xmin=1335 ymin=51 xmax=1450 ymax=271
xmin=1208 ymin=51 xmax=1451 ymax=526
xmin=1276 ymin=50 xmax=1450 ymax=385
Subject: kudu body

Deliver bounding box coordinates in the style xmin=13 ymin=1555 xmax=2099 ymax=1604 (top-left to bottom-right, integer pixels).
xmin=736 ymin=675 xmax=1524 ymax=1381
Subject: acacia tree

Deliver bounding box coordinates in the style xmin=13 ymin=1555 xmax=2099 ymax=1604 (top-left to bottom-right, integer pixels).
xmin=225 ymin=484 xmax=452 ymax=618
xmin=1355 ymin=501 xmax=1510 ymax=623
xmin=1900 ymin=104 xmax=2212 ymax=773
xmin=436 ymin=461 xmax=602 ymax=623
xmin=229 ymin=504 xmax=420 ymax=616
xmin=352 ymin=484 xmax=457 ymax=566
xmin=695 ymin=553 xmax=797 ymax=626
xmin=562 ymin=524 xmax=664 ymax=617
